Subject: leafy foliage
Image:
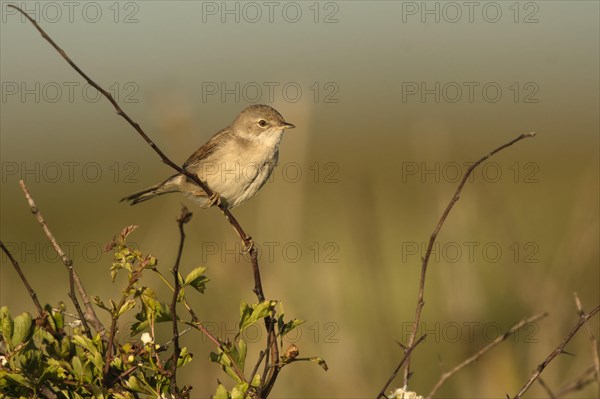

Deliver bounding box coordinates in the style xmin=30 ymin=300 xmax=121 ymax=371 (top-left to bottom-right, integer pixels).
xmin=0 ymin=226 xmax=326 ymax=398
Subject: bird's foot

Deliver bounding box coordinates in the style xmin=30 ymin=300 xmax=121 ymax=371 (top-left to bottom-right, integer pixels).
xmin=243 ymin=237 xmax=254 ymax=253
xmin=203 ymin=192 xmax=221 ymax=208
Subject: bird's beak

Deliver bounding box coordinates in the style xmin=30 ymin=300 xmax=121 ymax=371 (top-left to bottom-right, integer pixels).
xmin=281 ymin=122 xmax=295 ymax=129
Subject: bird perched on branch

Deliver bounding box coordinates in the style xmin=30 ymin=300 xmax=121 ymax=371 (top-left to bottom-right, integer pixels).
xmin=121 ymin=104 xmax=295 ymax=208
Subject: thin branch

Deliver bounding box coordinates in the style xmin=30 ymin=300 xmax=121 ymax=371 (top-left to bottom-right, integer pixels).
xmin=402 ymin=132 xmax=537 ymax=386
xmin=426 ymin=312 xmax=548 ymax=398
xmin=513 ymin=305 xmax=600 ymax=398
xmin=536 ymin=378 xmax=557 ymax=399
xmin=556 ymin=364 xmax=596 ymax=397
xmin=376 ymin=334 xmax=427 ymax=399
xmin=262 ymin=316 xmax=281 ymax=398
xmin=152 ymin=267 xmax=246 ymax=383
xmin=103 ymin=267 xmax=141 ymax=382
xmin=573 ymin=293 xmax=600 ymax=389
xmin=249 ymin=350 xmax=267 ymax=390
xmin=0 ymin=240 xmax=44 ymax=316
xmin=18 ymin=180 xmax=105 ymax=339
xmin=170 ymin=206 xmax=193 ymax=398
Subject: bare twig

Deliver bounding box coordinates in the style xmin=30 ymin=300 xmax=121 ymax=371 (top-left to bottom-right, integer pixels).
xmin=426 ymin=312 xmax=548 ymax=398
xmin=103 ymin=267 xmax=142 ymax=382
xmin=377 ymin=334 xmax=427 ymax=399
xmin=262 ymin=316 xmax=281 ymax=397
xmin=513 ymin=305 xmax=600 ymax=398
xmin=151 ymin=267 xmax=246 ymax=382
xmin=536 ymin=378 xmax=557 ymax=398
xmin=573 ymin=293 xmax=600 ymax=389
xmin=18 ymin=180 xmax=105 ymax=339
xmin=249 ymin=350 xmax=267 ymax=390
xmin=402 ymin=132 xmax=536 ymax=386
xmin=556 ymin=364 xmax=596 ymax=397
xmin=169 ymin=206 xmax=193 ymax=398
xmin=0 ymin=240 xmax=44 ymax=316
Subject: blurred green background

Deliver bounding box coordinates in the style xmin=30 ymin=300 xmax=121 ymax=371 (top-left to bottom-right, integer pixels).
xmin=1 ymin=1 xmax=598 ymax=398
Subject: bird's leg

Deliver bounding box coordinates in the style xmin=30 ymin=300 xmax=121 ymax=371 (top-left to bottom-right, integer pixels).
xmin=203 ymin=191 xmax=221 ymax=208
xmin=242 ymin=236 xmax=254 ymax=253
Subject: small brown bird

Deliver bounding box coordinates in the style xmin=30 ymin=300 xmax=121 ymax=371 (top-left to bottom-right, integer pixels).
xmin=121 ymin=104 xmax=295 ymax=208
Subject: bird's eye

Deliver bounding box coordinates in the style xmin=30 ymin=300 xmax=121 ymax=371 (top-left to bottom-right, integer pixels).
xmin=258 ymin=120 xmax=267 ymax=127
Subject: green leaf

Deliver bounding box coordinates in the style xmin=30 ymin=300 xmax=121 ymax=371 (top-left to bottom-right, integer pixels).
xmin=125 ymin=375 xmax=155 ymax=395
xmin=177 ymin=347 xmax=193 ymax=368
xmin=184 ymin=266 xmax=209 ymax=293
xmin=51 ymin=308 xmax=64 ymax=330
xmin=210 ymin=350 xmax=243 ymax=383
xmin=4 ymin=373 xmax=33 ymax=388
xmin=0 ymin=307 xmax=14 ymax=347
xmin=93 ymin=296 xmax=112 ymax=313
xmin=231 ymin=383 xmax=248 ymax=399
xmin=213 ymin=384 xmax=230 ymax=399
xmin=72 ymin=356 xmax=83 ymax=379
xmin=239 ymin=302 xmax=252 ymax=331
xmin=118 ymin=299 xmax=136 ymax=317
xmin=11 ymin=312 xmax=33 ymax=346
xmin=250 ymin=373 xmax=261 ymax=388
xmin=239 ymin=301 xmax=275 ymax=332
xmin=280 ymin=319 xmax=305 ymax=338
xmin=310 ymin=356 xmax=329 ymax=371
xmin=237 ymin=339 xmax=247 ymax=370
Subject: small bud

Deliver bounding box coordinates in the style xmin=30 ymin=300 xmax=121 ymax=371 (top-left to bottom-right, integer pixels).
xmin=127 ymin=355 xmax=134 ymax=363
xmin=285 ymin=344 xmax=299 ymax=360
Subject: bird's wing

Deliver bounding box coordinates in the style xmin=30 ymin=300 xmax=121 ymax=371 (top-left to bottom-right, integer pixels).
xmin=182 ymin=127 xmax=230 ymax=168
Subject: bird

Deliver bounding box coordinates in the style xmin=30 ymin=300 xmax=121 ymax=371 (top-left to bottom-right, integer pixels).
xmin=121 ymin=104 xmax=295 ymax=209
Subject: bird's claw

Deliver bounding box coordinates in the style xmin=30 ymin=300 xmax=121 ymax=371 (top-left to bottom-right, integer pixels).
xmin=204 ymin=192 xmax=221 ymax=208
xmin=243 ymin=237 xmax=254 ymax=253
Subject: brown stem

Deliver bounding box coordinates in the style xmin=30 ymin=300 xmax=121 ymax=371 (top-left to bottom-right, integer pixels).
xmin=556 ymin=364 xmax=597 ymax=397
xmin=426 ymin=312 xmax=548 ymax=398
xmin=0 ymin=240 xmax=44 ymax=317
xmin=402 ymin=132 xmax=537 ymax=386
xmin=537 ymin=378 xmax=557 ymax=399
xmin=169 ymin=206 xmax=192 ymax=398
xmin=103 ymin=272 xmax=140 ymax=382
xmin=573 ymin=293 xmax=600 ymax=390
xmin=261 ymin=316 xmax=281 ymax=398
xmin=376 ymin=334 xmax=427 ymax=399
xmin=18 ymin=180 xmax=105 ymax=339
xmin=513 ymin=305 xmax=600 ymax=398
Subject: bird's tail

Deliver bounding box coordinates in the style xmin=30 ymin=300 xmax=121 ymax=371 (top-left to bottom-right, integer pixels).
xmin=120 ymin=177 xmax=178 ymax=205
